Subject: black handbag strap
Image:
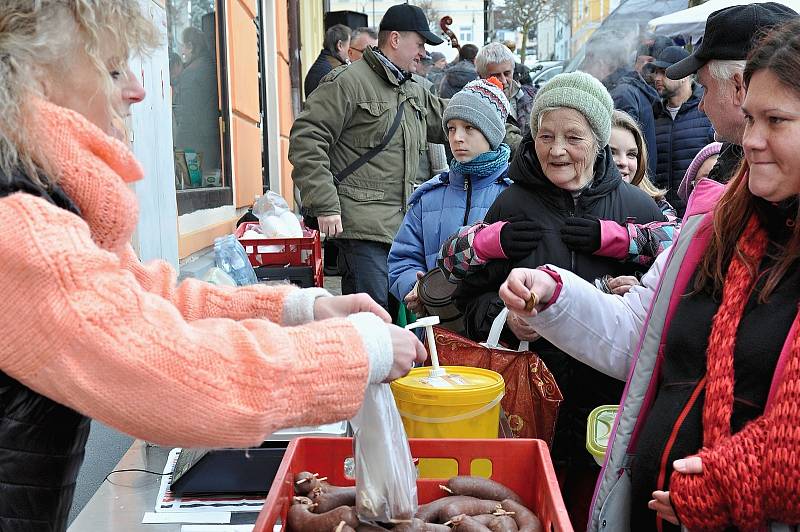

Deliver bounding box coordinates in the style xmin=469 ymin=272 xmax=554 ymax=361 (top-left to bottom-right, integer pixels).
xmin=334 ymin=100 xmax=405 ymax=187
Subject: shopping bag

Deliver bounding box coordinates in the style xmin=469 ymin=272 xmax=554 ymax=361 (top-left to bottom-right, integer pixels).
xmin=432 ymin=308 xmax=563 ymax=446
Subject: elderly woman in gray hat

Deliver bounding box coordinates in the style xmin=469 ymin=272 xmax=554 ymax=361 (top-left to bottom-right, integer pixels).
xmin=451 ymin=71 xmax=666 ymax=523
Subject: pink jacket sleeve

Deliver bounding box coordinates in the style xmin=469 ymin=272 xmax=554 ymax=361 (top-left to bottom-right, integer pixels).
xmin=0 ymin=194 xmax=371 ymax=448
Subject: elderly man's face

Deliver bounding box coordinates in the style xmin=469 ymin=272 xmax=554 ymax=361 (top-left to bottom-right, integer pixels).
xmin=348 ymin=33 xmax=377 ymax=62
xmin=483 ymin=60 xmax=515 ymax=90
xmin=697 ymin=63 xmax=747 ymax=144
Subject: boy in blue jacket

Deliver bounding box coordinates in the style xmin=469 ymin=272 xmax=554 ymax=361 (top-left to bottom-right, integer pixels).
xmin=388 ymin=77 xmax=512 ymax=314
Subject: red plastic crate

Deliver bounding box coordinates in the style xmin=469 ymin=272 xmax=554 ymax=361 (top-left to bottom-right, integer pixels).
xmin=236 ymin=222 xmax=323 ymax=287
xmin=253 ymin=437 xmax=573 ymax=532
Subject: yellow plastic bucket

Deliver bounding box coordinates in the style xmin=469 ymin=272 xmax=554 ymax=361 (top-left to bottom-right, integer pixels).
xmin=391 ymin=366 xmax=505 ymax=477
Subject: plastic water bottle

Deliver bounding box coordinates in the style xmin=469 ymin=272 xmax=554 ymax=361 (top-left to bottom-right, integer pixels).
xmin=213 ymin=234 xmax=258 ymax=286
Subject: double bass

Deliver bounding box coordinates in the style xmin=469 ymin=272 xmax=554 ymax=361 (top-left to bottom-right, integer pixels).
xmin=439 ymin=15 xmax=462 ymax=58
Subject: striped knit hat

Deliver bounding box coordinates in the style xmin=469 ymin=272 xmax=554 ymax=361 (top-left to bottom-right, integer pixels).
xmin=530 ymin=71 xmax=615 ymax=147
xmin=442 ymin=77 xmax=511 ymax=150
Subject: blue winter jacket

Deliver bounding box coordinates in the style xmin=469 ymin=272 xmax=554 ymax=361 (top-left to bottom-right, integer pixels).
xmin=388 ymin=166 xmax=511 ymax=301
xmin=654 ymin=84 xmax=715 ymax=217
xmin=605 ymin=68 xmax=660 ymax=174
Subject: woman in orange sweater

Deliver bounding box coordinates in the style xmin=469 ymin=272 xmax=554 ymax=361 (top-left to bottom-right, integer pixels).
xmin=0 ymin=2 xmax=424 ymax=529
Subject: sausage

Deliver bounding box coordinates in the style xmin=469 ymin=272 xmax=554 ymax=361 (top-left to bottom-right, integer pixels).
xmin=442 ymin=477 xmax=523 ymax=505
xmin=311 ymin=485 xmax=357 ymax=513
xmin=294 ymin=471 xmax=327 ymax=496
xmin=499 ymin=499 xmax=542 ymax=532
xmin=335 ymin=523 xmax=357 ymax=532
xmin=487 ymin=515 xmax=519 ymax=532
xmin=449 ymin=514 xmax=492 ymax=531
xmin=286 ymin=496 xmax=359 ymax=532
xmin=415 ymin=495 xmax=477 ymax=522
xmin=439 ymin=499 xmax=502 ymax=523
xmin=355 ymin=523 xmax=388 ymax=531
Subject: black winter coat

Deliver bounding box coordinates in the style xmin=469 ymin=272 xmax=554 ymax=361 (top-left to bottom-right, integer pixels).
xmin=605 ymin=68 xmax=660 ymax=175
xmin=0 ymin=169 xmax=91 ymax=532
xmin=654 ymin=85 xmax=714 ymax=217
xmin=454 ymin=135 xmax=665 ymax=464
xmin=438 ymin=60 xmax=479 ymax=99
xmin=303 ymin=49 xmax=345 ymax=98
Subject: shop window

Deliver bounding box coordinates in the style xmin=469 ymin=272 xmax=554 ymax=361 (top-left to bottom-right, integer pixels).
xmin=167 ymin=0 xmax=233 ymax=214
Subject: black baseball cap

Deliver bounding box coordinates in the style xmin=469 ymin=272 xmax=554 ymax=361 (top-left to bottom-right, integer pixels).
xmin=651 ymin=46 xmax=690 ymax=69
xmin=379 ymin=4 xmax=444 ymax=46
xmin=638 ymin=35 xmax=674 ymax=59
xmin=666 ymin=2 xmax=798 ymax=79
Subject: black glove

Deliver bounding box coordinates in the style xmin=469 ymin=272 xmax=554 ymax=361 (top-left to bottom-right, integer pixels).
xmin=561 ymin=215 xmax=601 ymax=254
xmin=499 ymin=216 xmax=543 ymax=260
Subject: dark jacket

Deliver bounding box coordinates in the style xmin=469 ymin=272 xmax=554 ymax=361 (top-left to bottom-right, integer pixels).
xmin=605 ymin=68 xmax=659 ymax=175
xmin=654 ymin=84 xmax=715 ymax=217
xmin=454 ymin=135 xmax=666 ymax=463
xmin=438 ymin=60 xmax=479 ymax=98
xmin=708 ymin=142 xmax=744 ymax=184
xmin=0 ymin=169 xmax=90 ymax=532
xmin=304 ymin=49 xmax=346 ymax=98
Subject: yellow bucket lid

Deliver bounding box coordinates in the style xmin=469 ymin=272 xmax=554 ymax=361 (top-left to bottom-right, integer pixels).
xmin=586 ymin=405 xmax=618 ymax=464
xmin=390 ymin=366 xmax=504 ymax=406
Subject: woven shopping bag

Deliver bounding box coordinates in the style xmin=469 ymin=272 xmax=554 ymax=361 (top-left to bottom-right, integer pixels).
xmin=432 ymin=308 xmax=563 ymax=446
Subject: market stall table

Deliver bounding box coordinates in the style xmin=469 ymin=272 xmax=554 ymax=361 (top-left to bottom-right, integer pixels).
xmin=68 ymin=440 xmax=260 ymax=532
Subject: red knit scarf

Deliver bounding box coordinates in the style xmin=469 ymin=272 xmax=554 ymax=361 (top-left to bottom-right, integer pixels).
xmin=703 ymin=214 xmax=768 ymax=446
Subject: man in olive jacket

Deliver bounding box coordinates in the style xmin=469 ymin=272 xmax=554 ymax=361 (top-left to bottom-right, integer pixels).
xmin=289 ymin=4 xmax=448 ymax=311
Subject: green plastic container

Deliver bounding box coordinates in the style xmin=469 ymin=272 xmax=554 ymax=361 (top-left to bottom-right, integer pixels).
xmin=586 ymin=405 xmax=619 ymax=466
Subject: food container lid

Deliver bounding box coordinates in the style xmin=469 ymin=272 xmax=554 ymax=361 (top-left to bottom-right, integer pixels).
xmin=391 ymin=366 xmax=505 ymax=406
xmin=586 ymin=405 xmax=619 ymax=462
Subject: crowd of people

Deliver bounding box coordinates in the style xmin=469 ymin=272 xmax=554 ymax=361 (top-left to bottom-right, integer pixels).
xmin=4 ymin=0 xmax=800 ymax=530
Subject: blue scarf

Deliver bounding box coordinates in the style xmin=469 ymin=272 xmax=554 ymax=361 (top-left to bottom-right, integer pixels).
xmin=449 ymin=144 xmax=510 ymax=179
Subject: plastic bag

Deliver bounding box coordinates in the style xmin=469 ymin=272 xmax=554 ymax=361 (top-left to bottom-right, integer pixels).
xmin=350 ymin=384 xmax=418 ymax=523
xmin=253 ymin=191 xmax=302 ymax=238
xmin=202 ymin=266 xmax=237 ymax=287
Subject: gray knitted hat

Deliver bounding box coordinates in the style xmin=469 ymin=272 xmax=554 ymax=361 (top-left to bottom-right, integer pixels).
xmin=530 ymin=71 xmax=615 ymax=147
xmin=442 ymin=77 xmax=511 ymax=150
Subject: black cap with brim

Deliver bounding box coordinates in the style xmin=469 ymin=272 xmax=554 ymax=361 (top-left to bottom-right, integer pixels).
xmin=379 ymin=3 xmax=445 ymax=46
xmin=666 ymin=2 xmax=798 ymax=79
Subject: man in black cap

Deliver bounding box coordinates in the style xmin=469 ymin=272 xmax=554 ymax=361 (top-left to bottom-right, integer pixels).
xmin=288 ymin=4 xmax=449 ymax=314
xmin=666 ymin=2 xmax=798 ymax=187
xmin=652 ymin=46 xmax=714 ymax=216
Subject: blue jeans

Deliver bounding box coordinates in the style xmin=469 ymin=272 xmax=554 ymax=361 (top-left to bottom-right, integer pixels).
xmin=335 ymin=239 xmax=391 ymax=311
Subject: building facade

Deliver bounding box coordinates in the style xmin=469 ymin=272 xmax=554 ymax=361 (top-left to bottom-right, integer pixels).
xmin=570 ymin=0 xmax=621 ymax=55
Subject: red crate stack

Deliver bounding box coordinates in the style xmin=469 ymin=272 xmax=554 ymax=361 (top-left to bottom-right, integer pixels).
xmin=235 ymin=222 xmax=323 ymax=287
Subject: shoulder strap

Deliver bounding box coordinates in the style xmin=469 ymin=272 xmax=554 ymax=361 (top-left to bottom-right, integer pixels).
xmin=334 ymin=100 xmax=405 ymax=187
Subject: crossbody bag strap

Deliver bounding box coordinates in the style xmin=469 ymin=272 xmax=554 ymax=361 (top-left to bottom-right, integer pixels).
xmin=333 ymin=100 xmax=406 ymax=187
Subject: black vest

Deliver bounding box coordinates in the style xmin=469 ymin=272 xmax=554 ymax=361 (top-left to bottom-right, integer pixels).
xmin=0 ymin=170 xmax=91 ymax=531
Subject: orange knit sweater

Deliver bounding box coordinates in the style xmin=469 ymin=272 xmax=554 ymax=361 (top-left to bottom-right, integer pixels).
xmin=0 ymin=99 xmax=380 ymax=448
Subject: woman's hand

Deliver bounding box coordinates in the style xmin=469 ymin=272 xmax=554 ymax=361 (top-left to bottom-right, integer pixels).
xmin=606 ymin=275 xmax=640 ymax=295
xmin=385 ymin=325 xmax=428 ymax=382
xmin=507 ymin=311 xmax=542 ymax=342
xmin=649 ymin=491 xmax=679 ymax=525
xmin=499 ymin=268 xmax=558 ymax=316
xmin=647 ymin=457 xmax=703 ymax=525
xmin=314 ymin=294 xmax=391 ymax=322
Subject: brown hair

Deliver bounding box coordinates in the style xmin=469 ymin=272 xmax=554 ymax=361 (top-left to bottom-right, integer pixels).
xmin=611 ymin=110 xmax=665 ymax=201
xmin=694 ymin=19 xmax=800 ymax=301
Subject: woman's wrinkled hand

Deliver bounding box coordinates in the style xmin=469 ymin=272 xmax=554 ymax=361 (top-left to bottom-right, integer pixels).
xmin=606 ymin=275 xmax=640 ymax=295
xmin=507 ymin=311 xmax=542 ymax=342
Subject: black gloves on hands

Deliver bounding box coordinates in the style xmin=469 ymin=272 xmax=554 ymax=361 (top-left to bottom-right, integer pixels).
xmin=561 ymin=215 xmax=601 ymax=254
xmin=499 ymin=216 xmax=544 ymax=260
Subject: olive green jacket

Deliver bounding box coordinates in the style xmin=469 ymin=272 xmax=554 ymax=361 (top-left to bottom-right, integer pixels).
xmin=289 ymin=47 xmax=448 ymax=244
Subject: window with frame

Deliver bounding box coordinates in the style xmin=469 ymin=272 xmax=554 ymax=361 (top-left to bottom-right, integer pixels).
xmin=167 ymin=0 xmax=232 ymax=213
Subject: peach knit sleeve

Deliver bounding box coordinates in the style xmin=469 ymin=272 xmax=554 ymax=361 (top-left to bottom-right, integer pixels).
xmin=0 ymin=193 xmax=373 ymax=448
xmin=118 ymin=245 xmax=328 ymax=326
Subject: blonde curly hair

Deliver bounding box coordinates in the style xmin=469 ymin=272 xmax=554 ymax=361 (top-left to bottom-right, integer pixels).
xmin=0 ymin=0 xmax=160 ymax=183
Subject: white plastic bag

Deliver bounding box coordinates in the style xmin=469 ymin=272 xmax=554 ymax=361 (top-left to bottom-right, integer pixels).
xmin=350 ymin=384 xmax=418 ymax=523
xmin=252 ymin=191 xmax=302 ymax=238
